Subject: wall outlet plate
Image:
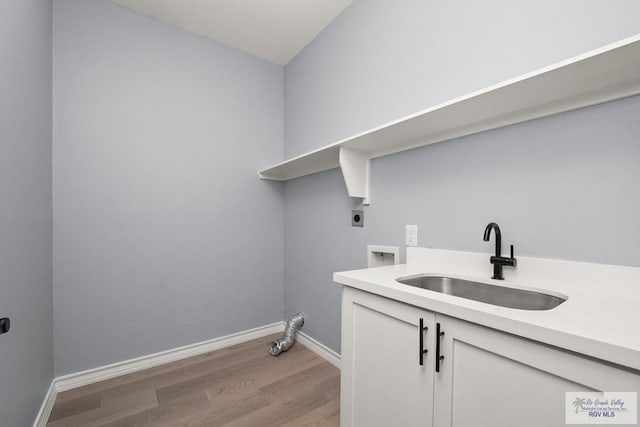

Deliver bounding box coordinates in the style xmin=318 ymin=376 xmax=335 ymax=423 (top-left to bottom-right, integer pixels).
xmin=405 ymin=225 xmax=418 ymax=246
xmin=352 ymin=210 xmax=364 ymax=227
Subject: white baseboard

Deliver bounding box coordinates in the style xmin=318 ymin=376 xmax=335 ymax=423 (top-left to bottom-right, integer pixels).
xmin=55 ymin=322 xmax=284 ymax=393
xmin=33 ymin=380 xmax=57 ymax=427
xmin=32 ymin=321 xmax=341 ymax=426
xmin=296 ymin=330 xmax=341 ymax=369
xmin=33 ymin=322 xmax=283 ymax=426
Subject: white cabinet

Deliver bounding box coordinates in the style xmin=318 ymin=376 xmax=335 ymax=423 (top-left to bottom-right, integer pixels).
xmin=341 ymin=287 xmax=640 ymax=427
xmin=341 ymin=286 xmax=436 ymax=427
xmin=434 ymin=314 xmax=640 ymax=427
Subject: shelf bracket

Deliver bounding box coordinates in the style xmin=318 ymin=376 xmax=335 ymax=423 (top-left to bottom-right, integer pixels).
xmin=339 ymin=147 xmax=370 ymax=205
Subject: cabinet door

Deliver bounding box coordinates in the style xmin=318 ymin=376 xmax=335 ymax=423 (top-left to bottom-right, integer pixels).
xmin=433 ymin=314 xmax=640 ymax=427
xmin=341 ymin=287 xmax=436 ymax=427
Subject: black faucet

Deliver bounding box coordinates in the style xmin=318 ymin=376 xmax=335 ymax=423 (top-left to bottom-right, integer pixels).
xmin=483 ymin=222 xmax=517 ymax=280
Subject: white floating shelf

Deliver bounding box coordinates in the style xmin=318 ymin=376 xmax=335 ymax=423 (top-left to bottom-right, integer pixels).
xmin=259 ymin=34 xmax=640 ymax=205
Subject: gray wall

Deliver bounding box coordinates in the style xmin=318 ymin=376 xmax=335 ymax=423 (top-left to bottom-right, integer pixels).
xmin=0 ymin=0 xmax=54 ymax=425
xmin=283 ymin=0 xmax=640 ymax=352
xmin=53 ymin=0 xmax=284 ymax=375
xmin=285 ymin=0 xmax=640 ymax=158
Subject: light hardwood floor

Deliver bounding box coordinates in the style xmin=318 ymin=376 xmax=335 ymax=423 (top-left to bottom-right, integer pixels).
xmin=47 ymin=334 xmax=340 ymax=426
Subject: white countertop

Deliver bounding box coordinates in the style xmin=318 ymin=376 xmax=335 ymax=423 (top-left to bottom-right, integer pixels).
xmin=334 ymin=247 xmax=640 ymax=371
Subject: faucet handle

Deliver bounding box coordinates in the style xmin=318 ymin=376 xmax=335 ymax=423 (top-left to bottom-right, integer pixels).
xmin=510 ymin=244 xmax=514 ymax=259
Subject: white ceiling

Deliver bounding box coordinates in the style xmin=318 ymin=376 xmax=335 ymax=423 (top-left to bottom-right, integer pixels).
xmin=110 ymin=0 xmax=352 ymax=65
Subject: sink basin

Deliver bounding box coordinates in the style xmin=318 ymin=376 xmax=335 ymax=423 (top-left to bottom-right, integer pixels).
xmin=396 ymin=275 xmax=566 ymax=310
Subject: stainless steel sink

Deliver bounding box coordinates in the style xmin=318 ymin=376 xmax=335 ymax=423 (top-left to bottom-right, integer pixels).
xmin=396 ymin=275 xmax=566 ymax=310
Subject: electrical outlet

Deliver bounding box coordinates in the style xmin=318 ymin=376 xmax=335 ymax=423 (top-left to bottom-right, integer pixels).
xmin=0 ymin=318 xmax=10 ymax=335
xmin=405 ymin=225 xmax=418 ymax=246
xmin=352 ymin=210 xmax=364 ymax=227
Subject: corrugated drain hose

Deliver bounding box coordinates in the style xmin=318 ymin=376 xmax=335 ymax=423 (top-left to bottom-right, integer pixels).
xmin=269 ymin=312 xmax=304 ymax=356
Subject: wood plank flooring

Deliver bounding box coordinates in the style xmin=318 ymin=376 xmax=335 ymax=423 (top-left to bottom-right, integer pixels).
xmin=47 ymin=334 xmax=340 ymax=426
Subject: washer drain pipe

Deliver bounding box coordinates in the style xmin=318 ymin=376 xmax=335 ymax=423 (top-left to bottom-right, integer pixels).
xmin=269 ymin=312 xmax=304 ymax=356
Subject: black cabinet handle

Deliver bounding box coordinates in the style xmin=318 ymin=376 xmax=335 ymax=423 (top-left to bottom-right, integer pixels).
xmin=435 ymin=322 xmax=445 ymax=372
xmin=419 ymin=318 xmax=428 ymax=366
